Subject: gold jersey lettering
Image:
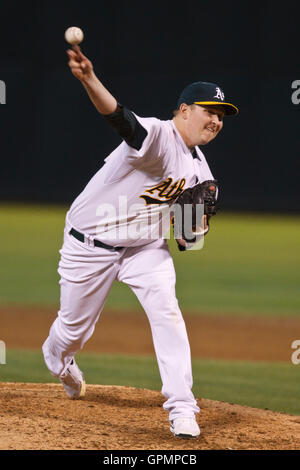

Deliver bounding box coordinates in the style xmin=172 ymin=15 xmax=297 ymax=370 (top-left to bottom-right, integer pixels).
xmin=140 ymin=178 xmax=186 ymax=205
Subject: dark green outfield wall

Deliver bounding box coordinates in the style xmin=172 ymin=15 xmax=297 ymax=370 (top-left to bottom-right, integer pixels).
xmin=1 ymin=0 xmax=300 ymax=211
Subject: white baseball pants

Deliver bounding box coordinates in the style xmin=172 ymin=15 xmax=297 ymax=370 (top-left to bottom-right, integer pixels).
xmin=42 ymin=224 xmax=199 ymax=421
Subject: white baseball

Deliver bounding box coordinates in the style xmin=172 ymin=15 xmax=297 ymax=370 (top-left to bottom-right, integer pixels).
xmin=65 ymin=27 xmax=84 ymax=45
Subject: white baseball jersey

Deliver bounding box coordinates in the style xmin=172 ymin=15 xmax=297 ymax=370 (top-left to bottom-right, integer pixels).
xmin=43 ymin=112 xmax=211 ymax=421
xmin=67 ymin=115 xmax=214 ymax=247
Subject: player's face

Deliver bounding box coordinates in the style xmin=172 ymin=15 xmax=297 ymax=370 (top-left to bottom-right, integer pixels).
xmin=185 ymin=104 xmax=224 ymax=146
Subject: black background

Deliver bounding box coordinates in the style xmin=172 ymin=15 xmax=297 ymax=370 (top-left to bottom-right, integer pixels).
xmin=1 ymin=0 xmax=299 ymax=211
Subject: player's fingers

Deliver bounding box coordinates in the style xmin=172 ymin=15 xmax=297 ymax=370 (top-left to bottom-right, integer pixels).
xmin=73 ymin=45 xmax=86 ymax=59
xmin=67 ymin=49 xmax=77 ymax=58
xmin=68 ymin=59 xmax=81 ymax=68
xmin=67 ymin=49 xmax=83 ymax=65
xmin=80 ymin=60 xmax=90 ymax=70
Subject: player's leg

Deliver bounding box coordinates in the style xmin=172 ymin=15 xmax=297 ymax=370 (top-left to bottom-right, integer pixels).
xmin=118 ymin=239 xmax=200 ymax=423
xmin=42 ymin=229 xmax=120 ymax=379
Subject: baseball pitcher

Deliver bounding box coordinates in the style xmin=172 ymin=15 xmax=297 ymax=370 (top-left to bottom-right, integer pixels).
xmin=42 ymin=45 xmax=238 ymax=439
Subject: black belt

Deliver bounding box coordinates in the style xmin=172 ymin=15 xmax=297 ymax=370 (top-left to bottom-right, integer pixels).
xmin=69 ymin=228 xmax=124 ymax=251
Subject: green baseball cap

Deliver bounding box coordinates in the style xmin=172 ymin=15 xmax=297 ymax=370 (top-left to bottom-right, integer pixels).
xmin=177 ymin=81 xmax=239 ymax=116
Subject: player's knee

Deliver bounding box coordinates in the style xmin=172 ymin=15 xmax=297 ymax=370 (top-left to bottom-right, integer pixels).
xmin=148 ymin=292 xmax=183 ymax=324
xmin=54 ymin=323 xmax=87 ymax=348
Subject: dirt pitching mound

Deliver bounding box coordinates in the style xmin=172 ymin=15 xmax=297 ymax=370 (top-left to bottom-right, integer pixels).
xmin=0 ymin=382 xmax=299 ymax=450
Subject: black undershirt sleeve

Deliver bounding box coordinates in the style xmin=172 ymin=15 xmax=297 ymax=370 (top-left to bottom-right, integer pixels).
xmin=103 ymin=103 xmax=148 ymax=151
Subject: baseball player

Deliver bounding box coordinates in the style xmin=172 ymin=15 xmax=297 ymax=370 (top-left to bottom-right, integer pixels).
xmin=42 ymin=46 xmax=238 ymax=439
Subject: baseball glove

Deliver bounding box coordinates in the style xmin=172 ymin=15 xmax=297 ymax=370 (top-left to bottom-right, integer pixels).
xmin=172 ymin=180 xmax=219 ymax=251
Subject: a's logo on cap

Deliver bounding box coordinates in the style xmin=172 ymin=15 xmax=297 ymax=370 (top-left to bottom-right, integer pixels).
xmin=214 ymin=87 xmax=224 ymax=101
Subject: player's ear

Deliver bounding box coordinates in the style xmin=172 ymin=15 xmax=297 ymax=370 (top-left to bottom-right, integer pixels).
xmin=179 ymin=103 xmax=189 ymax=119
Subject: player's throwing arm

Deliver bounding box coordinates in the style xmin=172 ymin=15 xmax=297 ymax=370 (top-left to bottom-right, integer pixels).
xmin=65 ymin=27 xmax=117 ymax=115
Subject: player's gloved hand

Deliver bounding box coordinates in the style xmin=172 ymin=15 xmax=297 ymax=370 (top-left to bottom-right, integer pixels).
xmin=172 ymin=180 xmax=219 ymax=251
xmin=175 ymin=214 xmax=208 ymax=250
xmin=67 ymin=45 xmax=94 ymax=82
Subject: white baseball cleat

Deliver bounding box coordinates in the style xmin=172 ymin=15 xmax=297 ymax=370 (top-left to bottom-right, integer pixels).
xmin=170 ymin=417 xmax=200 ymax=439
xmin=59 ymin=359 xmax=86 ymax=399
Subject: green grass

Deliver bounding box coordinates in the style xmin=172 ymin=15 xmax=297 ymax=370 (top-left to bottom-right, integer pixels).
xmin=171 ymin=213 xmax=300 ymax=316
xmin=1 ymin=349 xmax=300 ymax=415
xmin=0 ymin=204 xmax=300 ymax=316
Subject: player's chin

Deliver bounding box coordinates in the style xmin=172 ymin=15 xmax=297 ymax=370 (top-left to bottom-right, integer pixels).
xmin=197 ymin=134 xmax=216 ymax=146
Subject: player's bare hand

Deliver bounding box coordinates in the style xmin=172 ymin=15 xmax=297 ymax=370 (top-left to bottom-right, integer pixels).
xmin=67 ymin=46 xmax=94 ymax=82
